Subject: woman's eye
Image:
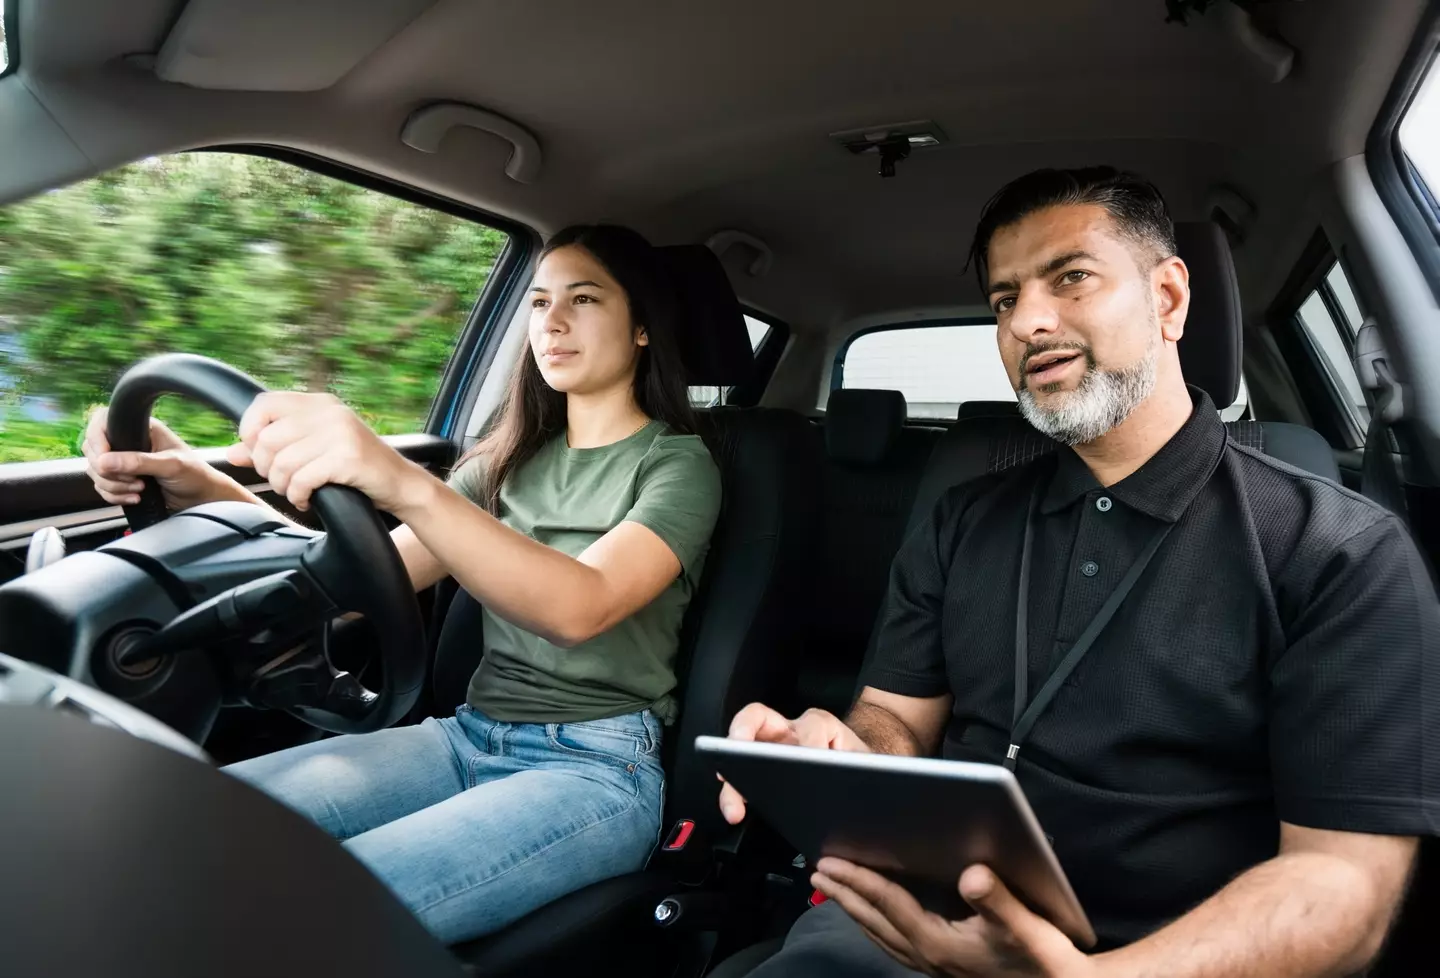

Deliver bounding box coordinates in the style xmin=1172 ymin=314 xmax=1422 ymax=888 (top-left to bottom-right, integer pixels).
xmin=1060 ymin=270 xmax=1089 ymax=286
xmin=531 ymin=297 xmax=549 ymax=309
xmin=573 ymin=294 xmax=596 ymax=305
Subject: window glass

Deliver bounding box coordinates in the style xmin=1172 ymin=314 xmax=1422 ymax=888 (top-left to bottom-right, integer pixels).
xmin=1295 ymin=265 xmax=1369 ymax=428
xmin=1399 ymin=54 xmax=1440 ymax=203
xmin=840 ymin=321 xmax=1251 ymax=421
xmin=1324 ymin=263 xmax=1363 ymax=333
xmin=841 ymin=323 xmax=1013 ymax=419
xmin=1219 ymin=376 xmax=1250 ymax=423
xmin=0 ymin=6 xmax=9 ymax=75
xmin=688 ymin=314 xmax=771 ymax=407
xmin=0 ymin=152 xmax=509 ymax=463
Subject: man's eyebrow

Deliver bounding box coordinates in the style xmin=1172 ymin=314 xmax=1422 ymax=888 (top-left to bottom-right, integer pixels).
xmin=986 ymin=250 xmax=1101 ymax=297
xmin=986 ymin=276 xmax=1019 ymax=297
xmin=1039 ymin=250 xmax=1099 ymax=276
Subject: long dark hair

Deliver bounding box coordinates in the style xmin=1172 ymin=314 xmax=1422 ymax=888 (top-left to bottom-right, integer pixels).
xmin=460 ymin=224 xmax=697 ymax=514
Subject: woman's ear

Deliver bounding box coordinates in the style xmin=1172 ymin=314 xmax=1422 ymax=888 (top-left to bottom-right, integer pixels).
xmin=635 ymin=326 xmax=650 ymax=347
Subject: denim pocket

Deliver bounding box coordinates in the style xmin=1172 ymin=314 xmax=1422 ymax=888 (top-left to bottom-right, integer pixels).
xmin=545 ymin=720 xmax=645 ymax=775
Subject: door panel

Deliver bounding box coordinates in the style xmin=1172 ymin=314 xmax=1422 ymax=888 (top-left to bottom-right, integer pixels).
xmin=0 ymin=433 xmax=456 ymax=586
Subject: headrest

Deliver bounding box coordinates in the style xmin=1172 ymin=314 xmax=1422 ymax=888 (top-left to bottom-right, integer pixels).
xmin=1174 ymin=221 xmax=1242 ymax=407
xmin=657 ymin=245 xmax=756 ymax=387
xmin=826 ymin=389 xmax=907 ymax=465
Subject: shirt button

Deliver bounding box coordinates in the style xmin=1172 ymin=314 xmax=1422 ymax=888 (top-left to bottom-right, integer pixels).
xmin=1096 ymin=496 xmax=1112 ymax=512
xmin=1080 ymin=560 xmax=1100 ymax=577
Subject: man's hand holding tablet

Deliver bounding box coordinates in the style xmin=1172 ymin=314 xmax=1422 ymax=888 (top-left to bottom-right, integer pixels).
xmin=717 ymin=703 xmax=870 ymax=824
xmin=713 ymin=702 xmax=1098 ymax=977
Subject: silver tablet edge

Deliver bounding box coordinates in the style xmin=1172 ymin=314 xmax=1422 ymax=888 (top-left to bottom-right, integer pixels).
xmin=696 ymin=735 xmax=1098 ymax=948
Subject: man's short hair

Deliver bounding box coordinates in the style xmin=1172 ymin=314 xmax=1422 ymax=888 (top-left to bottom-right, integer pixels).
xmin=968 ymin=166 xmax=1177 ymax=290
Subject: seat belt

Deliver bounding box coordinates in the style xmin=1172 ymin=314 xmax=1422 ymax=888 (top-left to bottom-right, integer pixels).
xmin=1354 ymin=321 xmax=1409 ymax=522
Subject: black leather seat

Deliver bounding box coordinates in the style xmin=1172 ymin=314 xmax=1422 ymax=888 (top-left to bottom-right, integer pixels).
xmin=792 ymin=388 xmax=940 ymax=716
xmin=444 ymin=245 xmax=822 ymax=975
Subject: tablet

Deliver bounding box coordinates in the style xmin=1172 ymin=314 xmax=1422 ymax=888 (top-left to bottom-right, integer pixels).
xmin=696 ymin=736 xmax=1096 ymax=948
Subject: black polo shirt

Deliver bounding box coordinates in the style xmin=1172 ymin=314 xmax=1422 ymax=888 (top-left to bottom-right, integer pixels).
xmin=861 ymin=387 xmax=1440 ymax=949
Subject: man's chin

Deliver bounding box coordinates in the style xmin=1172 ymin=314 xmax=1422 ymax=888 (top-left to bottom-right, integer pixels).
xmin=1025 ymin=379 xmax=1083 ymax=401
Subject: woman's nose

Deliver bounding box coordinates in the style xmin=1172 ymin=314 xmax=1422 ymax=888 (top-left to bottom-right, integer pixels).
xmin=541 ymin=305 xmax=570 ymax=332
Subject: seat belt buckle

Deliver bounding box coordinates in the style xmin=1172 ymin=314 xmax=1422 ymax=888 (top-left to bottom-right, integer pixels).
xmin=809 ymin=888 xmax=828 ymax=907
xmin=662 ymin=819 xmax=695 ymax=852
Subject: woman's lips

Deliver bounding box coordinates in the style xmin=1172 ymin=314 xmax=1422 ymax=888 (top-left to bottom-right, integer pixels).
xmin=543 ymin=350 xmax=578 ymax=363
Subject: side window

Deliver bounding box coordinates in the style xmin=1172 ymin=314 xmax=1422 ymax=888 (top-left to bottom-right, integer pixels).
xmin=688 ymin=314 xmax=773 ymax=407
xmin=838 ymin=321 xmax=1251 ymax=421
xmin=1291 ymin=259 xmax=1369 ymax=434
xmin=838 ymin=323 xmax=1013 ymax=420
xmin=0 ymin=152 xmax=510 ymax=463
xmin=1 ymin=4 xmax=9 ymax=75
xmin=1399 ymin=52 xmax=1440 ymax=216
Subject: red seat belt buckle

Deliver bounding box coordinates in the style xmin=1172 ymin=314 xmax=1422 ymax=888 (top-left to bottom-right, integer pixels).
xmin=809 ymin=889 xmax=828 ymax=907
xmin=662 ymin=819 xmax=695 ymax=851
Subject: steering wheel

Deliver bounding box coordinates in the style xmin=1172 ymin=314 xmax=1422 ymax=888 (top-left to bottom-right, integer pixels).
xmin=99 ymin=353 xmax=426 ymax=735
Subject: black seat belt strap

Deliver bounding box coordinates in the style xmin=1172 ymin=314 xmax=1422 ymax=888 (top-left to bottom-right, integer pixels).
xmin=1006 ymin=487 xmax=1176 ymax=771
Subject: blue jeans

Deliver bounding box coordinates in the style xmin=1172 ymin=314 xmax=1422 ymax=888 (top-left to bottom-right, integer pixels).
xmin=224 ymin=705 xmax=666 ymax=944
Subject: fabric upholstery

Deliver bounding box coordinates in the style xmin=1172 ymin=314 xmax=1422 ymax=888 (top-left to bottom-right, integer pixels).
xmin=825 ymin=388 xmax=908 ymax=465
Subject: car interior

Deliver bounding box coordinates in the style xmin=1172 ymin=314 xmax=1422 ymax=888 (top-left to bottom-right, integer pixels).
xmin=2 ymin=1 xmax=1439 ymax=976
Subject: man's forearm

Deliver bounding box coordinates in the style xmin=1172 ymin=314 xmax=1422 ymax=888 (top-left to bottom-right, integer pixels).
xmin=846 ymin=701 xmax=925 ymax=756
xmin=1097 ymin=850 xmax=1404 ymax=978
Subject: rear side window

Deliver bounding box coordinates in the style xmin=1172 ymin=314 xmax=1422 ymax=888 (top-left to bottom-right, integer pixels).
xmin=836 ymin=322 xmax=1249 ymax=421
xmin=687 ymin=314 xmax=772 ymax=407
xmin=1292 ymin=259 xmax=1369 ymax=435
xmin=838 ymin=323 xmax=1013 ymax=419
xmin=0 ymin=152 xmax=510 ymax=463
xmin=0 ymin=4 xmax=10 ymax=76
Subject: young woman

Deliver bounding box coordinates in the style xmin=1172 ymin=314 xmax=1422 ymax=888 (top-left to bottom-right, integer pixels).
xmin=82 ymin=225 xmax=723 ymax=944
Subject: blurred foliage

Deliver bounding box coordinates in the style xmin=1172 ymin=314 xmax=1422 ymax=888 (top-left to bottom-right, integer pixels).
xmin=0 ymin=152 xmax=508 ymax=463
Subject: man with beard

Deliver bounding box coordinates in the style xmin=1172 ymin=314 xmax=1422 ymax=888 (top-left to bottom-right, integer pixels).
xmin=718 ymin=167 xmax=1440 ymax=977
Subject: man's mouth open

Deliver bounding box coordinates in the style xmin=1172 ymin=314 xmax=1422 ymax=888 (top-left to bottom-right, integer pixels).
xmin=1025 ymin=350 xmax=1085 ymax=386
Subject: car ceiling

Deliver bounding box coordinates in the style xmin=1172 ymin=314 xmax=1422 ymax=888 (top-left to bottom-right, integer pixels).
xmin=2 ymin=0 xmax=1430 ymax=331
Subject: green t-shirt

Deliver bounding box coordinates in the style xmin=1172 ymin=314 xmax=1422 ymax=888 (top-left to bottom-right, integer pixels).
xmin=449 ymin=422 xmax=721 ymax=724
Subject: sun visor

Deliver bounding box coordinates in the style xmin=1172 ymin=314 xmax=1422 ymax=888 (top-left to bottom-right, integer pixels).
xmin=154 ymin=0 xmax=438 ymax=91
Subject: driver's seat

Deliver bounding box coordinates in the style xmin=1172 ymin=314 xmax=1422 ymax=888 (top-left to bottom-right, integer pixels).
xmin=437 ymin=245 xmax=823 ymax=974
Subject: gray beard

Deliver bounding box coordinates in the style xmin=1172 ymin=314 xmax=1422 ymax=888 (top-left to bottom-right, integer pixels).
xmin=1017 ymin=343 xmax=1158 ymax=446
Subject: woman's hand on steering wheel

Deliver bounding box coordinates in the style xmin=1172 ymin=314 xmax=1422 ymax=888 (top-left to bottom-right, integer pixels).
xmin=82 ymin=408 xmax=245 ymax=511
xmin=228 ymin=392 xmax=426 ymax=515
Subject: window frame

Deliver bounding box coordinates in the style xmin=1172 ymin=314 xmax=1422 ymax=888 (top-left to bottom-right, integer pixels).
xmin=1367 ymin=2 xmax=1440 ymax=300
xmin=1266 ymin=231 xmax=1372 ymax=450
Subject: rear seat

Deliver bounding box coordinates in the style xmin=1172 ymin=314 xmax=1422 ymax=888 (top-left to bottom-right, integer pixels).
xmin=806 ymin=221 xmax=1339 ymax=714
xmin=793 ymin=389 xmax=940 ymax=715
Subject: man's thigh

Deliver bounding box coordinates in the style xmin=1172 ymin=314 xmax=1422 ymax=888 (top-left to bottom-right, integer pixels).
xmin=746 ymin=900 xmax=921 ymax=978
xmin=223 ymin=716 xmax=469 ymax=840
